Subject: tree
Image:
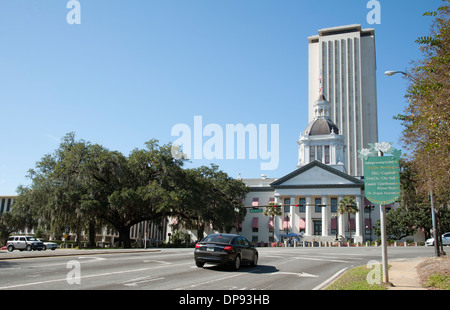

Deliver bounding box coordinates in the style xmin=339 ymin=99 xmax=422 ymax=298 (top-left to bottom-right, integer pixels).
xmin=264 ymin=203 xmax=282 ymax=243
xmin=337 ymin=196 xmax=358 ymax=243
xmin=83 ymin=140 xmax=185 ymax=248
xmin=398 ymin=2 xmax=449 ymax=254
xmin=11 ymin=133 xmax=94 ymax=244
xmin=401 ymin=3 xmax=449 ymax=209
xmin=170 ymin=164 xmax=248 ymax=241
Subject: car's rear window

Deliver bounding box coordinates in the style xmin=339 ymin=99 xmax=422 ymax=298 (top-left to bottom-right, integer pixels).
xmin=202 ymin=235 xmax=233 ymax=244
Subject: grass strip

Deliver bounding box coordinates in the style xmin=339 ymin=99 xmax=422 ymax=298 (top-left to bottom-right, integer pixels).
xmin=325 ymin=264 xmax=388 ymax=290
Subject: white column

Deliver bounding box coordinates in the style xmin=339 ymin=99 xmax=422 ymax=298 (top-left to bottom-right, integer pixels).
xmin=355 ymin=195 xmax=362 ymax=239
xmin=338 ymin=195 xmax=345 ymax=238
xmin=290 ymin=195 xmax=295 ymax=233
xmin=305 ymin=195 xmax=312 ymax=236
xmin=321 ymin=195 xmax=328 ymax=237
xmin=274 ymin=194 xmax=280 ymax=241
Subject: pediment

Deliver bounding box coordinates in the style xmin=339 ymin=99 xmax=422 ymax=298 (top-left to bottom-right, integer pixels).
xmin=271 ymin=161 xmax=363 ymax=188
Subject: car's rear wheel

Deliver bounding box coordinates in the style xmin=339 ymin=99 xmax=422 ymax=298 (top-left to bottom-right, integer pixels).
xmin=7 ymin=245 xmax=14 ymax=252
xmin=232 ymin=255 xmax=241 ymax=270
xmin=195 ymin=261 xmax=205 ymax=268
xmin=250 ymin=253 xmax=258 ymax=267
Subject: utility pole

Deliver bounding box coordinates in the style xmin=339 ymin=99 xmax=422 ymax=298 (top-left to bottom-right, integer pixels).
xmin=430 ymin=188 xmax=440 ymax=257
xmin=377 ymin=150 xmax=389 ymax=284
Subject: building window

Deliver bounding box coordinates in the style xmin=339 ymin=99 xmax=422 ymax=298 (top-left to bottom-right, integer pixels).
xmin=325 ymin=145 xmax=330 ymax=164
xmin=298 ymin=198 xmax=306 ymax=212
xmin=310 ymin=146 xmax=315 ymax=162
xmin=313 ymin=220 xmax=322 ymax=236
xmin=331 ymin=198 xmax=337 ymax=213
xmin=317 ymin=146 xmax=322 ymax=162
xmin=284 ymin=198 xmax=290 ymax=213
xmin=252 ymin=217 xmax=259 ymax=233
xmin=315 ymin=198 xmax=322 ymax=213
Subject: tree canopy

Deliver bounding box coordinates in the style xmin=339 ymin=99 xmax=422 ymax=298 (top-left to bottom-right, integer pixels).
xmin=400 ymin=2 xmax=449 ymax=206
xmin=4 ymin=133 xmax=248 ymax=247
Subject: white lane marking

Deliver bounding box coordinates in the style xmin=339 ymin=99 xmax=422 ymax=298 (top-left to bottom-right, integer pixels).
xmin=0 ymin=262 xmax=192 ymax=290
xmin=312 ymin=267 xmax=349 ymax=290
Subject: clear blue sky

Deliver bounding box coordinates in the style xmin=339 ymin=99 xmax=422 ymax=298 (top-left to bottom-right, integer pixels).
xmin=0 ymin=0 xmax=443 ymax=195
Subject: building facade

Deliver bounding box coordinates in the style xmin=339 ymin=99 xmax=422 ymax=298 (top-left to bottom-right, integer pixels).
xmin=308 ymin=24 xmax=378 ymax=177
xmin=239 ymin=94 xmax=378 ymax=244
xmin=0 ymin=196 xmax=14 ymax=215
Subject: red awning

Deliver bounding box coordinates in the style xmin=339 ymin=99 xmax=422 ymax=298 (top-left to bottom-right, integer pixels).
xmin=268 ymin=217 xmax=274 ymax=229
xmin=330 ymin=218 xmax=337 ymax=230
xmin=282 ymin=217 xmax=290 ymax=230
xmin=349 ymin=219 xmax=355 ymax=230
xmin=299 ymin=218 xmax=306 ymax=230
xmin=252 ymin=217 xmax=259 ymax=229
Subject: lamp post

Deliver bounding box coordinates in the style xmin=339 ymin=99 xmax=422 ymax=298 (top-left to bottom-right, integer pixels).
xmin=385 ymin=70 xmax=439 ymax=257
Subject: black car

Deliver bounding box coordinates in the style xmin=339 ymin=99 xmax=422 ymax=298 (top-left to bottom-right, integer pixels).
xmin=194 ymin=234 xmax=258 ymax=270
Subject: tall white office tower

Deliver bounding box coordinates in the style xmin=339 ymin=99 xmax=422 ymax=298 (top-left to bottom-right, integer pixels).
xmin=308 ymin=25 xmax=378 ymax=177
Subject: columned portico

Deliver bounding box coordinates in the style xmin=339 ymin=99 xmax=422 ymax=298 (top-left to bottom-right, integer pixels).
xmin=355 ymin=195 xmax=362 ymax=240
xmin=321 ymin=195 xmax=328 ymax=237
xmin=241 ymin=94 xmax=366 ymax=244
xmin=305 ymin=195 xmax=312 ymax=236
xmin=338 ymin=195 xmax=345 ymax=238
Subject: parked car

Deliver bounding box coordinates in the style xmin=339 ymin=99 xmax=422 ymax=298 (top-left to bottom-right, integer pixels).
xmin=6 ymin=236 xmax=44 ymax=252
xmin=194 ymin=234 xmax=258 ymax=270
xmin=425 ymin=232 xmax=450 ymax=246
xmin=39 ymin=239 xmax=58 ymax=251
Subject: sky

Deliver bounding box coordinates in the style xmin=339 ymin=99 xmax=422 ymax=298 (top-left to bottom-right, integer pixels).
xmin=0 ymin=0 xmax=444 ymax=196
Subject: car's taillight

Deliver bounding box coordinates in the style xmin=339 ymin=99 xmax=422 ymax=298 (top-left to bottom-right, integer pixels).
xmin=223 ymin=246 xmax=233 ymax=251
xmin=195 ymin=243 xmax=201 ymax=249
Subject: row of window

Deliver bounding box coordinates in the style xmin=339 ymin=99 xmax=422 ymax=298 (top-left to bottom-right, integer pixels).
xmin=0 ymin=198 xmax=13 ymax=214
xmin=283 ymin=197 xmax=339 ymax=213
xmin=310 ymin=145 xmax=331 ymax=164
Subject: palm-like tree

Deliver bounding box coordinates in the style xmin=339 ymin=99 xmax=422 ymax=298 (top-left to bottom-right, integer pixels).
xmin=264 ymin=203 xmax=282 ymax=244
xmin=337 ymin=196 xmax=358 ymax=244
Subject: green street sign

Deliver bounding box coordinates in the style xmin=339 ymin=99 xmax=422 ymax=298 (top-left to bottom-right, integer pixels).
xmin=249 ymin=208 xmax=263 ymax=213
xmin=364 ymin=156 xmax=400 ymax=205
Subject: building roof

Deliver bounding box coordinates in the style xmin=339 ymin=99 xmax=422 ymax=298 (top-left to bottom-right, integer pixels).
xmin=271 ymin=161 xmax=364 ymax=189
xmin=303 ymin=118 xmax=339 ymax=136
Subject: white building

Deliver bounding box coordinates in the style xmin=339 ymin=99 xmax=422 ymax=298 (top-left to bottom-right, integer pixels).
xmin=0 ymin=196 xmax=14 ymax=215
xmin=240 ymin=94 xmax=378 ymax=245
xmin=308 ymin=24 xmax=378 ymax=177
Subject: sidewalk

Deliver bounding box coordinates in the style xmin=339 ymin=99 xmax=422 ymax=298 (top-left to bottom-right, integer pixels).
xmin=387 ymin=257 xmax=428 ymax=290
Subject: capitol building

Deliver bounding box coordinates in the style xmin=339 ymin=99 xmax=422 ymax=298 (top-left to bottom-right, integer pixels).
xmin=172 ymin=24 xmax=383 ymax=245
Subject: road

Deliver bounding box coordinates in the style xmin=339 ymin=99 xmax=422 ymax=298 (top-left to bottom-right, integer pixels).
xmin=0 ymin=247 xmax=434 ymax=291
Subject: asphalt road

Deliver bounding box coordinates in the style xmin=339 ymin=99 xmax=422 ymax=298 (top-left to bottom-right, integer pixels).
xmin=0 ymin=246 xmax=435 ymax=292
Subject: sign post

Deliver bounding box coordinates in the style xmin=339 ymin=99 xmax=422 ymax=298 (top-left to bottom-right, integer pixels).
xmin=359 ymin=142 xmax=401 ymax=284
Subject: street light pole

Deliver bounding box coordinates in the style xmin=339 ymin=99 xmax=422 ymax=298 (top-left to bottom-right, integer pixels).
xmin=385 ymin=70 xmax=440 ymax=257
